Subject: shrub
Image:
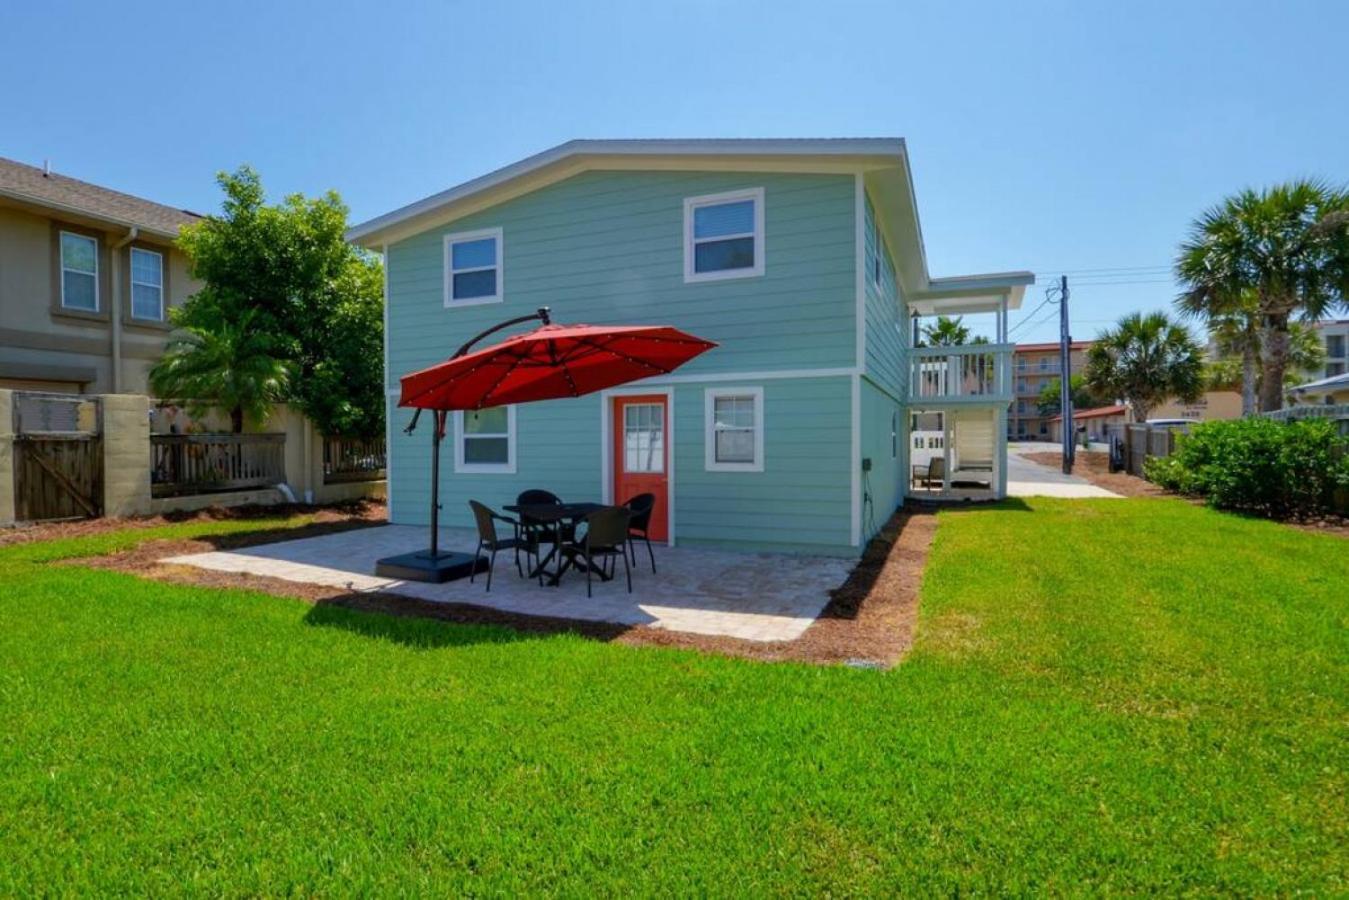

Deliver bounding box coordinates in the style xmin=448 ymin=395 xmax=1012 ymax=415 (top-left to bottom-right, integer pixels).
xmin=1144 ymin=417 xmax=1349 ymax=518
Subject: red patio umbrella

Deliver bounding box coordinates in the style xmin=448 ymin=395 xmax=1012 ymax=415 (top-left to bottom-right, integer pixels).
xmin=378 ymin=307 xmax=716 ymax=582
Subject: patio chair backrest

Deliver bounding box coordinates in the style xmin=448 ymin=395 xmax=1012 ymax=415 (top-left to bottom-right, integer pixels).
xmin=517 ymin=488 xmax=562 ymax=508
xmin=468 ymin=500 xmax=499 ymax=543
xmin=623 ymin=493 xmax=655 ymax=530
xmin=929 ymin=456 xmax=946 ymax=480
xmin=584 ymin=506 xmax=631 ymax=551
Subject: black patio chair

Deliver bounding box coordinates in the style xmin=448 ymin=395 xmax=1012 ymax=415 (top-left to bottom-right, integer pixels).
xmin=468 ymin=500 xmax=538 ymax=592
xmin=622 ymin=492 xmax=657 ymax=573
xmin=563 ymin=506 xmax=632 ymax=598
xmin=516 ymin=488 xmax=575 ymax=545
xmin=911 ymin=456 xmax=946 ymax=490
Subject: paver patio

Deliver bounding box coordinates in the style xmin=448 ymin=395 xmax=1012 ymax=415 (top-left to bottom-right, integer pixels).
xmin=164 ymin=524 xmax=854 ymax=642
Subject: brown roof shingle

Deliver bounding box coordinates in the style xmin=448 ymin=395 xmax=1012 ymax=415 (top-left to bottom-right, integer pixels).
xmin=0 ymin=157 xmax=201 ymax=237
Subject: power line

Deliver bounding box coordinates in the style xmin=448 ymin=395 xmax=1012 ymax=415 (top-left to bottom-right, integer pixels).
xmin=1028 ymin=263 xmax=1171 ymax=275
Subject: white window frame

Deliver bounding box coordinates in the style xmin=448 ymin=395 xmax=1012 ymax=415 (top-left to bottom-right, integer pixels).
xmin=443 ymin=227 xmax=503 ymax=308
xmin=59 ymin=230 xmax=99 ymax=312
xmin=704 ymin=386 xmax=764 ymax=472
xmin=683 ymin=187 xmax=765 ymax=284
xmin=453 ymin=404 xmax=516 ymax=473
xmin=129 ymin=247 xmax=165 ymax=321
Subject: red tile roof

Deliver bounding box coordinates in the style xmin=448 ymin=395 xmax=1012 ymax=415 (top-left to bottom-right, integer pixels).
xmin=1048 ymin=404 xmax=1126 ymax=423
xmin=1015 ymin=341 xmax=1093 ymax=353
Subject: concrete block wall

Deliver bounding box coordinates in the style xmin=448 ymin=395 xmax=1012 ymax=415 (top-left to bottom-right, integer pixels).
xmin=101 ymin=394 xmax=152 ymax=517
xmin=0 ymin=391 xmax=14 ymax=526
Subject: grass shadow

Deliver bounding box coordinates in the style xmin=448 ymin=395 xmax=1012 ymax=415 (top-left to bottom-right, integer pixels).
xmin=302 ymin=589 xmax=635 ymax=650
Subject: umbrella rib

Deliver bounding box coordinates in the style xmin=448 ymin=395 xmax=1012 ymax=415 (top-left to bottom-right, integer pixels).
xmin=567 ymin=335 xmax=675 ymax=375
xmin=476 ymin=346 xmax=533 ymax=408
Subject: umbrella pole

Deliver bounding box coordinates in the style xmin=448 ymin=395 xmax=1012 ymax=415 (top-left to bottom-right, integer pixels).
xmin=429 ymin=410 xmax=444 ymax=558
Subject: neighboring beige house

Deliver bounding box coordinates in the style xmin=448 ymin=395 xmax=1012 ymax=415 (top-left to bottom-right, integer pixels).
xmin=0 ymin=158 xmax=200 ymax=394
xmin=1048 ymin=404 xmax=1126 ymax=444
xmin=1009 ymin=340 xmax=1092 ymax=440
xmin=1151 ymin=390 xmax=1242 ymax=422
xmin=1289 ymin=372 xmax=1349 ymax=406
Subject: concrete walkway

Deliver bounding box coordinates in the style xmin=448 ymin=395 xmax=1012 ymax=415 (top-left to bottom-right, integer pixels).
xmin=1006 ymin=443 xmax=1121 ymax=499
xmin=164 ymin=525 xmax=854 ymax=643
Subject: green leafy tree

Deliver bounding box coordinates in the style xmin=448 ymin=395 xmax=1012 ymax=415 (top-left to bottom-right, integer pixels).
xmin=149 ymin=308 xmax=290 ymax=433
xmin=1084 ymin=312 xmax=1205 ymax=423
xmin=1036 ymin=374 xmax=1105 ymax=417
xmin=174 ymin=167 xmax=385 ymax=437
xmin=1176 ymin=179 xmax=1349 ymax=412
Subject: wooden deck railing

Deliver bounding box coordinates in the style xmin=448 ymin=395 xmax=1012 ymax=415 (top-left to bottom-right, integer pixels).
xmin=909 ymin=344 xmax=1013 ymax=402
xmin=323 ymin=435 xmax=387 ymax=484
xmin=151 ymin=433 xmax=286 ymax=497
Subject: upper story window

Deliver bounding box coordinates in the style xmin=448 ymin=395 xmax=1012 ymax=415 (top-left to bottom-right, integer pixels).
xmin=443 ymin=227 xmax=503 ymax=307
xmin=1327 ymin=334 xmax=1346 ymax=359
xmin=684 ymin=188 xmax=764 ymax=283
xmin=455 ymin=405 xmax=515 ymax=473
xmin=704 ymin=386 xmax=764 ymax=472
xmin=130 ymin=247 xmax=164 ymax=321
xmin=60 ymin=231 xmax=99 ymax=311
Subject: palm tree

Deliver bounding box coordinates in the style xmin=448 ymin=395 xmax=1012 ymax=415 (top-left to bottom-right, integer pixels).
xmin=1176 ymin=180 xmax=1349 ymax=412
xmin=920 ymin=315 xmax=972 ymax=347
xmin=1206 ymin=320 xmax=1326 ymax=398
xmin=149 ymin=309 xmax=291 ymax=433
xmin=1084 ymin=312 xmax=1205 ymax=423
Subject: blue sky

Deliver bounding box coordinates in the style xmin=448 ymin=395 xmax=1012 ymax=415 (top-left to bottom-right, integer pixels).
xmin=3 ymin=0 xmax=1346 ymax=342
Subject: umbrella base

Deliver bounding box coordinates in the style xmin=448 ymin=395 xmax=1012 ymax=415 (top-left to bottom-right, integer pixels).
xmin=375 ymin=550 xmax=488 ymax=583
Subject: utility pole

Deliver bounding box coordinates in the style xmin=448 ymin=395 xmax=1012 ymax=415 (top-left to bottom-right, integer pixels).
xmin=1058 ymin=274 xmax=1074 ymax=473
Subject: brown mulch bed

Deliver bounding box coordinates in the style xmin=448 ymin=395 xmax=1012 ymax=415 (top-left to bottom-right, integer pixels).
xmin=0 ymin=499 xmax=388 ymax=549
xmin=1023 ymin=450 xmax=1166 ymax=498
xmin=73 ymin=505 xmax=939 ymax=668
xmin=1024 ymin=450 xmax=1349 ymax=537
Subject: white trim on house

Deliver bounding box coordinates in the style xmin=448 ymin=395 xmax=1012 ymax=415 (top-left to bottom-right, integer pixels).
xmin=703 ymin=386 xmax=764 ymax=473
xmin=850 ymin=374 xmax=861 ymax=547
xmin=59 ymin=230 xmax=99 ymax=312
xmin=600 ymin=386 xmax=676 ymax=546
xmin=632 ymin=365 xmax=858 ymax=386
xmin=453 ymin=404 xmax=516 ymax=474
xmin=683 ymin=187 xmax=764 ymax=283
xmin=443 ymin=226 xmax=503 ymax=308
xmin=382 ymin=243 xmax=394 ymax=520
xmin=128 ymin=246 xmax=164 ymax=321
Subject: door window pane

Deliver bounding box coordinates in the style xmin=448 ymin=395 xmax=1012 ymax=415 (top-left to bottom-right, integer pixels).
xmin=623 ymin=403 xmax=664 ymax=473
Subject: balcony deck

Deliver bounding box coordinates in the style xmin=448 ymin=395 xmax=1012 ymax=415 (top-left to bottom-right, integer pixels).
xmin=908 ymin=344 xmax=1013 ymax=406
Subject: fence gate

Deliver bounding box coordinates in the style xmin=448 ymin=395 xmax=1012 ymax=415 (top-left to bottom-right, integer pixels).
xmin=12 ymin=392 xmax=103 ymax=522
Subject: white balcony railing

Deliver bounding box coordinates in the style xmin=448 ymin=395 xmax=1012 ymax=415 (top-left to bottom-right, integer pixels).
xmin=909 ymin=344 xmax=1013 ymax=401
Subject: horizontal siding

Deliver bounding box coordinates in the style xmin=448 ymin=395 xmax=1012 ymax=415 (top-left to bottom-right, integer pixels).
xmin=860 ymin=378 xmax=906 ymax=543
xmin=863 ymin=191 xmax=908 ymax=401
xmin=387 ymin=376 xmax=855 ymax=556
xmin=385 ymin=170 xmax=857 ymax=380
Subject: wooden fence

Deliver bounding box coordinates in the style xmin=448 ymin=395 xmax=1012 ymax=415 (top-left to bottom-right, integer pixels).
xmin=11 ymin=392 xmax=104 ymax=522
xmin=1104 ymin=423 xmax=1182 ymax=477
xmin=151 ymin=433 xmax=286 ymax=498
xmin=322 ymin=435 xmax=386 ymax=484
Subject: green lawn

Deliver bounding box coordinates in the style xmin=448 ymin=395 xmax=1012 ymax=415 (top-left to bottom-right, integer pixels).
xmin=1 ymin=499 xmax=1344 ymax=893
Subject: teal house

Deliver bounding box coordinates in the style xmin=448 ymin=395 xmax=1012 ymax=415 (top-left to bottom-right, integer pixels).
xmin=349 ymin=140 xmax=1031 ymax=556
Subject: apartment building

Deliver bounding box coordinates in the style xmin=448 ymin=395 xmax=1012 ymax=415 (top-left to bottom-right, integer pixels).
xmin=1008 ymin=340 xmax=1092 ymax=440
xmin=1311 ymin=319 xmax=1348 ymax=380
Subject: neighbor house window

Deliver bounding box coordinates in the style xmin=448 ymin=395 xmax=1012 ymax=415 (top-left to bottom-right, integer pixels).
xmin=454 ymin=405 xmax=515 ymax=473
xmin=684 ymin=188 xmax=764 ymax=282
xmin=60 ymin=231 xmax=98 ymax=311
xmin=704 ymin=386 xmax=764 ymax=472
xmin=1327 ymin=335 xmax=1346 ymax=359
xmin=130 ymin=247 xmax=164 ymax=321
xmin=443 ymin=227 xmax=503 ymax=307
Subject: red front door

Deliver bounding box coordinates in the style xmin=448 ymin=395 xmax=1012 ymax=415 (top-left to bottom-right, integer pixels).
xmin=612 ymin=395 xmax=669 ymax=541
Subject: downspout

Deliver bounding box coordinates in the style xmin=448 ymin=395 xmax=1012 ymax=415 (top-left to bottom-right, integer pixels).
xmin=110 ymin=227 xmax=139 ymax=393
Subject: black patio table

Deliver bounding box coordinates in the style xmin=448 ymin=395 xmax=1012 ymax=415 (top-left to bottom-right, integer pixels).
xmin=504 ymin=501 xmax=607 ymax=586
